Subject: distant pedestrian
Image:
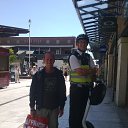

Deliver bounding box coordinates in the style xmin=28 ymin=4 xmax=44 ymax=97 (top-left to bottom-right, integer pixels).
xmin=30 ymin=66 xmax=38 ymax=76
xmin=29 ymin=51 xmax=67 ymax=128
xmin=15 ymin=65 xmax=20 ymax=83
xmin=63 ymin=68 xmax=68 ymax=81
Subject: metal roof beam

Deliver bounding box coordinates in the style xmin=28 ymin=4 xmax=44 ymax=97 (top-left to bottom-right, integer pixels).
xmin=85 ymin=29 xmax=97 ymax=32
xmin=81 ymin=7 xmax=118 ymax=18
xmin=81 ymin=9 xmax=99 ymax=17
xmin=87 ymin=31 xmax=98 ymax=34
xmin=88 ymin=34 xmax=99 ymax=37
xmin=86 ymin=27 xmax=98 ymax=31
xmin=84 ymin=24 xmax=97 ymax=28
xmin=0 ymin=25 xmax=29 ymax=37
xmin=82 ymin=16 xmax=98 ymax=21
xmin=77 ymin=1 xmax=108 ymax=9
xmin=86 ymin=29 xmax=98 ymax=32
xmin=88 ymin=35 xmax=99 ymax=37
xmin=83 ymin=20 xmax=98 ymax=25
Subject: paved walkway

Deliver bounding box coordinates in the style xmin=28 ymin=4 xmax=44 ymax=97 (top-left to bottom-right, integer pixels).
xmin=87 ymin=87 xmax=128 ymax=128
xmin=56 ymin=81 xmax=128 ymax=128
xmin=0 ymin=79 xmax=128 ymax=128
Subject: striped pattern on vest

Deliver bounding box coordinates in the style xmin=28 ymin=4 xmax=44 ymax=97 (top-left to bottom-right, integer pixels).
xmin=70 ymin=65 xmax=92 ymax=84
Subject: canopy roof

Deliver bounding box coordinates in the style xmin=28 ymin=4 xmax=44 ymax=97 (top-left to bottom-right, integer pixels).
xmin=0 ymin=25 xmax=29 ymax=37
xmin=72 ymin=0 xmax=122 ymax=60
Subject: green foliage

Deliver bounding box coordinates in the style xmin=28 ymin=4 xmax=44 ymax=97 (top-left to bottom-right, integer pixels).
xmin=9 ymin=48 xmax=17 ymax=64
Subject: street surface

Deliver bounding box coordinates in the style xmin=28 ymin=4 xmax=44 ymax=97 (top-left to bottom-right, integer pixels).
xmin=0 ymin=77 xmax=128 ymax=128
xmin=0 ymin=79 xmax=70 ymax=128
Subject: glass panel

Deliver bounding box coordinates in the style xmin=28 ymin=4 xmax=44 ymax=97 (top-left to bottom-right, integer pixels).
xmin=0 ymin=55 xmax=8 ymax=71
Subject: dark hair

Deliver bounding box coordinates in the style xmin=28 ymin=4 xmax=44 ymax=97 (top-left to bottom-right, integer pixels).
xmin=76 ymin=34 xmax=89 ymax=44
xmin=43 ymin=51 xmax=55 ymax=59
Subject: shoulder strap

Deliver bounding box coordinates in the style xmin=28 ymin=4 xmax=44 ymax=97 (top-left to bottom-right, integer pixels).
xmin=73 ymin=51 xmax=81 ymax=60
xmin=81 ymin=53 xmax=90 ymax=65
xmin=68 ymin=51 xmax=81 ymax=62
xmin=84 ymin=53 xmax=90 ymax=60
xmin=68 ymin=51 xmax=83 ymax=68
xmin=68 ymin=51 xmax=90 ymax=66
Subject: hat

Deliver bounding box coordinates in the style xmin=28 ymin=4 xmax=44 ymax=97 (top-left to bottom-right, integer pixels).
xmin=76 ymin=34 xmax=89 ymax=44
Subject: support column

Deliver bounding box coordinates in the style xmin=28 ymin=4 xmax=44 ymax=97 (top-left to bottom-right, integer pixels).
xmin=104 ymin=56 xmax=108 ymax=84
xmin=116 ymin=37 xmax=128 ymax=106
xmin=107 ymin=54 xmax=113 ymax=87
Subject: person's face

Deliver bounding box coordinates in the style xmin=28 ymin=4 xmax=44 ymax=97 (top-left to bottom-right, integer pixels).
xmin=43 ymin=53 xmax=55 ymax=68
xmin=76 ymin=39 xmax=88 ymax=52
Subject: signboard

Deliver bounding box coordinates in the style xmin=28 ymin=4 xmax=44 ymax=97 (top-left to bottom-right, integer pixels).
xmin=100 ymin=17 xmax=117 ymax=32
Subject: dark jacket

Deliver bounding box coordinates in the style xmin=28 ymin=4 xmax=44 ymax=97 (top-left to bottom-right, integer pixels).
xmin=29 ymin=67 xmax=67 ymax=110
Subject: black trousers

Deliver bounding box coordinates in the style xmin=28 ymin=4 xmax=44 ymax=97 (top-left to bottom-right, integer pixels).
xmin=69 ymin=84 xmax=89 ymax=128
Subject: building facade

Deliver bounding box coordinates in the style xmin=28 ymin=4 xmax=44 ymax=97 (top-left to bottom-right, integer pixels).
xmin=0 ymin=36 xmax=75 ymax=70
xmin=107 ymin=0 xmax=128 ymax=107
xmin=72 ymin=0 xmax=128 ymax=108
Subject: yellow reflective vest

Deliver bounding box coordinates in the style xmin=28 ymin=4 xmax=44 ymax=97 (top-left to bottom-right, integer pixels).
xmin=70 ymin=65 xmax=92 ymax=84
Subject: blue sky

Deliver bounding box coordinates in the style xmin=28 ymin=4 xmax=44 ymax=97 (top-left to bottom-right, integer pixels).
xmin=0 ymin=0 xmax=85 ymax=37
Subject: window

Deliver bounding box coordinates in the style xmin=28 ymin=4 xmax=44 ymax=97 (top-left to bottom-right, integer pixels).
xmin=56 ymin=40 xmax=60 ymax=44
xmin=0 ymin=56 xmax=8 ymax=71
xmin=56 ymin=49 xmax=60 ymax=54
xmin=67 ymin=40 xmax=71 ymax=44
xmin=7 ymin=40 xmax=10 ymax=44
xmin=46 ymin=40 xmax=50 ymax=44
xmin=16 ymin=40 xmax=20 ymax=44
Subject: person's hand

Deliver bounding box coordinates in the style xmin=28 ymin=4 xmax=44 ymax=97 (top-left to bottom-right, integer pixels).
xmin=58 ymin=108 xmax=64 ymax=117
xmin=75 ymin=68 xmax=89 ymax=76
xmin=88 ymin=68 xmax=96 ymax=75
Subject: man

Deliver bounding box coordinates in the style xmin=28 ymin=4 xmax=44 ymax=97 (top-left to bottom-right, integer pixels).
xmin=63 ymin=68 xmax=68 ymax=81
xmin=30 ymin=65 xmax=38 ymax=76
xmin=29 ymin=52 xmax=67 ymax=128
xmin=69 ymin=34 xmax=96 ymax=128
xmin=15 ymin=65 xmax=20 ymax=83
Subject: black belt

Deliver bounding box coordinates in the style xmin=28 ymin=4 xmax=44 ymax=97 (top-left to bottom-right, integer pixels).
xmin=71 ymin=83 xmax=91 ymax=88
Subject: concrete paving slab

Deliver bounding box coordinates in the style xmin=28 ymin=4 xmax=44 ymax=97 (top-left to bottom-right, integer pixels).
xmin=0 ymin=79 xmax=128 ymax=128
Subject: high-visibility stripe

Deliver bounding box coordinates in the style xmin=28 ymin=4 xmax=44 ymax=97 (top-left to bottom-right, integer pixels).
xmin=70 ymin=78 xmax=91 ymax=83
xmin=70 ymin=74 xmax=90 ymax=79
xmin=70 ymin=65 xmax=92 ymax=83
xmin=70 ymin=71 xmax=91 ymax=78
